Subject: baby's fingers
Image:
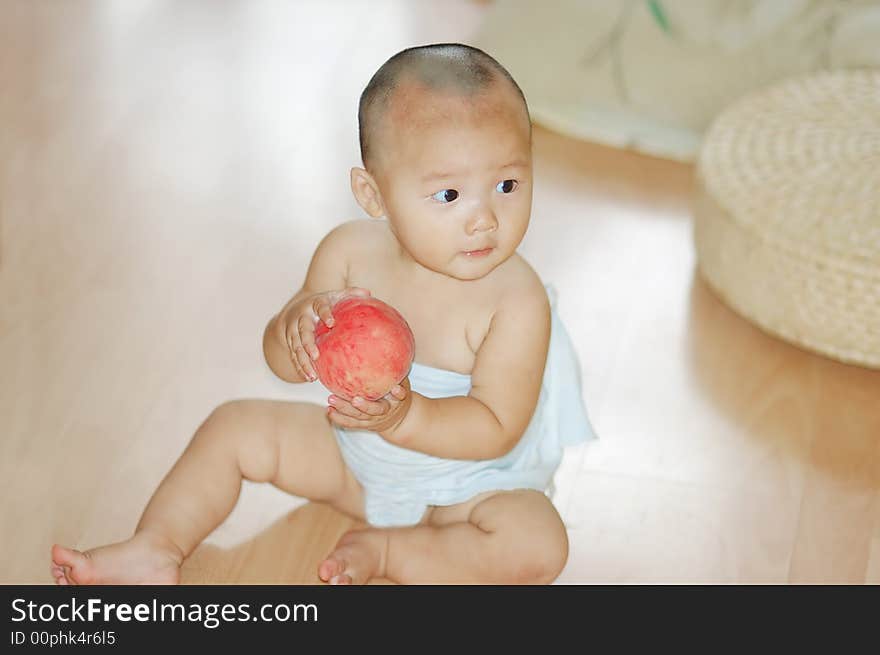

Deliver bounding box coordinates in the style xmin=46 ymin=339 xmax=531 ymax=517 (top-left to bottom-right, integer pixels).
xmin=388 ymin=384 xmax=407 ymax=401
xmin=327 ymin=408 xmax=367 ymax=431
xmin=293 ymin=344 xmax=317 ymax=382
xmin=351 ymin=396 xmax=390 ymax=417
xmin=289 ymin=319 xmax=317 ymax=381
xmin=285 ymin=340 xmax=311 ymax=382
xmin=328 ymin=395 xmax=370 ymax=420
xmin=312 ymin=296 xmax=335 ymax=329
xmin=297 ymin=314 xmax=320 ymax=361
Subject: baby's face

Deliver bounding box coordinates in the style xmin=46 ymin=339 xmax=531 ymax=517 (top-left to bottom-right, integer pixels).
xmin=372 ymin=82 xmax=532 ymax=281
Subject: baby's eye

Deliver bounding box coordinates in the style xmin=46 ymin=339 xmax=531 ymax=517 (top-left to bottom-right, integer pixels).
xmin=431 ymin=189 xmax=459 ymax=203
xmin=496 ymin=179 xmax=518 ymax=194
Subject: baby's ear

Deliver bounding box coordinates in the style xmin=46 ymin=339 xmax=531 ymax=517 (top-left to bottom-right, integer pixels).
xmin=350 ymin=167 xmax=385 ymax=219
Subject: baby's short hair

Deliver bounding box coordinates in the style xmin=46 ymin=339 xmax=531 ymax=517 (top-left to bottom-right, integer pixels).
xmin=358 ymin=43 xmax=530 ymax=171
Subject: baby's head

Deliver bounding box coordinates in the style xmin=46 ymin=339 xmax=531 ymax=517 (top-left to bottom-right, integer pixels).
xmin=350 ymin=43 xmax=533 ymax=281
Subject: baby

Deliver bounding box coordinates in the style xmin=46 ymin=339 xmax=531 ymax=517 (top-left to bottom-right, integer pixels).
xmin=51 ymin=43 xmax=593 ymax=585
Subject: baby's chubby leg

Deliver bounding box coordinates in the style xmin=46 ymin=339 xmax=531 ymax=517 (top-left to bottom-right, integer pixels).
xmin=52 ymin=399 xmax=364 ymax=584
xmin=319 ymin=489 xmax=569 ymax=584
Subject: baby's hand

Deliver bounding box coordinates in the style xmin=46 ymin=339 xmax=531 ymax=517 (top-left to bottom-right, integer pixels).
xmin=327 ymin=379 xmax=411 ymax=438
xmin=282 ymin=287 xmax=371 ymax=382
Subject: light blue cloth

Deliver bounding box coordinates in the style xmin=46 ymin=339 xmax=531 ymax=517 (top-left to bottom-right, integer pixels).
xmin=334 ymin=285 xmax=596 ymax=527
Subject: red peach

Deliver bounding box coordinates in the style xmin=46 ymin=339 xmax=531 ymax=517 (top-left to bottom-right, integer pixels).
xmin=314 ymin=297 xmax=415 ymax=401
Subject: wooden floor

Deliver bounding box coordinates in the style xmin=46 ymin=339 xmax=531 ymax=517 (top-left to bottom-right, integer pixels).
xmin=2 ymin=1 xmax=878 ymax=585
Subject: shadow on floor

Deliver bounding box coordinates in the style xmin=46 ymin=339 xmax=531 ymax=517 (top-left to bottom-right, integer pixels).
xmin=179 ymin=501 xmax=394 ymax=585
xmin=685 ymin=269 xmax=880 ymax=487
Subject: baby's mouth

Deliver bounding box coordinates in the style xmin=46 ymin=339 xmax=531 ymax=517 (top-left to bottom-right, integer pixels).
xmin=462 ymin=247 xmax=494 ymax=257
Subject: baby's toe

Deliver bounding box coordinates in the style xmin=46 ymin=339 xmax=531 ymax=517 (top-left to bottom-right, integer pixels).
xmin=50 ymin=545 xmax=93 ymax=584
xmin=318 ymin=556 xmax=346 ymax=582
xmin=51 ymin=544 xmax=77 ymax=567
xmin=52 ymin=566 xmax=70 ymax=585
xmin=330 ymin=573 xmax=353 ymax=585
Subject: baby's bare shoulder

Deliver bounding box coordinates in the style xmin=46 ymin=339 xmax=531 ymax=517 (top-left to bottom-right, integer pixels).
xmin=321 ymin=219 xmax=385 ymax=250
xmin=315 ymin=219 xmax=388 ymax=267
xmin=493 ymin=253 xmax=549 ymax=311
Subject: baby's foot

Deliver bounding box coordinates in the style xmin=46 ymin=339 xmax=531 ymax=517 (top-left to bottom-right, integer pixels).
xmin=51 ymin=531 xmax=183 ymax=585
xmin=318 ymin=529 xmax=388 ymax=585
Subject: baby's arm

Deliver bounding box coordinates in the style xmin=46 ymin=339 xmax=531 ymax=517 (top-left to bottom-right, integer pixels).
xmin=263 ymin=223 xmax=361 ymax=383
xmin=389 ymin=276 xmax=550 ymax=460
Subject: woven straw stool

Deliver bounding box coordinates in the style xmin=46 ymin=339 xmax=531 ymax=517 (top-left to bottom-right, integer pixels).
xmin=693 ymin=70 xmax=880 ymax=368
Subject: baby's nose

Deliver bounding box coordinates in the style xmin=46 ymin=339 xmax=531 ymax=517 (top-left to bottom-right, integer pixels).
xmin=466 ymin=208 xmax=498 ymax=234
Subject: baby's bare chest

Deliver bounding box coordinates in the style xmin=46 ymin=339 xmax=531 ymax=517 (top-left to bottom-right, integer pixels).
xmin=347 ymin=271 xmax=495 ymax=375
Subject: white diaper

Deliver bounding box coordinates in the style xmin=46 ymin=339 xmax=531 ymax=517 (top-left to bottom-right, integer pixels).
xmin=333 ymin=284 xmax=596 ymax=527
